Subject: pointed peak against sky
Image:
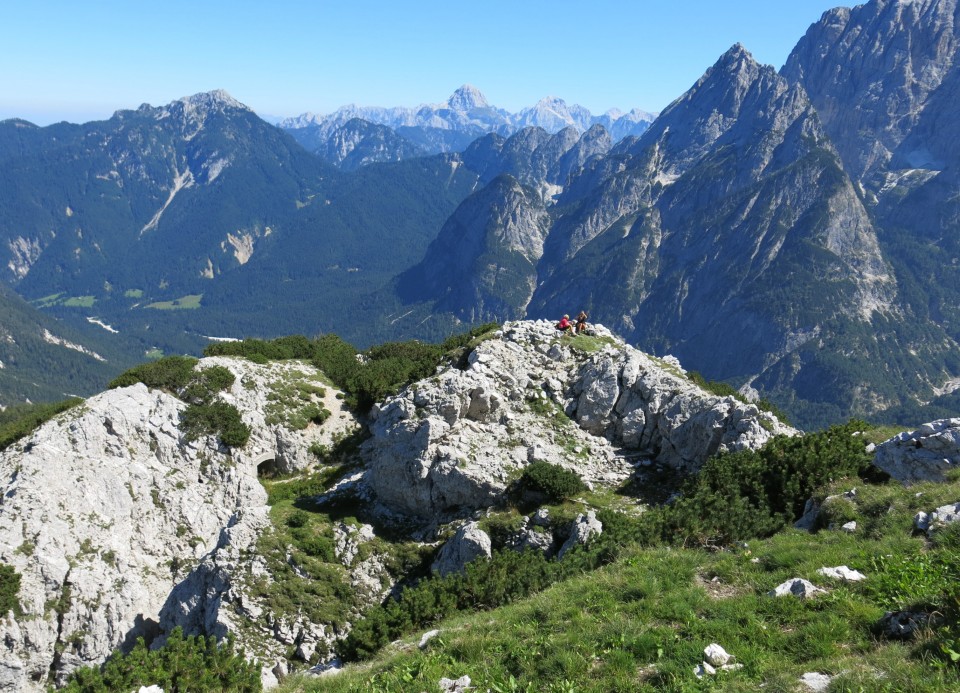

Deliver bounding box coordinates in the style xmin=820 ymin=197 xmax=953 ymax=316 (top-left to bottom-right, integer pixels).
xmin=447 ymin=84 xmax=489 ymax=111
xmin=716 ymin=43 xmax=758 ymax=68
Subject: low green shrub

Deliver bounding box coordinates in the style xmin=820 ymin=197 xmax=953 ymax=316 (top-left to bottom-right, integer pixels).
xmin=203 ymin=335 xmax=315 ymax=361
xmin=61 ymin=626 xmax=260 ymax=692
xmin=109 ymin=355 xmax=198 ymax=391
xmin=0 ymin=563 xmax=20 ymax=615
xmin=518 ymin=462 xmax=587 ymax=503
xmin=656 ymin=420 xmax=874 ymax=546
xmin=180 ymin=401 xmax=250 ymax=448
xmin=181 ymin=365 xmax=235 ymax=404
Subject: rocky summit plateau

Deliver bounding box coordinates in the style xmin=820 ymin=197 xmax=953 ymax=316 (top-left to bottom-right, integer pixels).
xmin=0 ymin=321 xmax=793 ymax=690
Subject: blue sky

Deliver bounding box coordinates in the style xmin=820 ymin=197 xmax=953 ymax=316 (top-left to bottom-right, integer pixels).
xmin=1 ymin=0 xmax=844 ymax=125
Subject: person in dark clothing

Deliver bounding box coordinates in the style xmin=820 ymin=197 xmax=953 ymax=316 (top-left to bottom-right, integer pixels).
xmin=575 ymin=311 xmax=589 ymax=335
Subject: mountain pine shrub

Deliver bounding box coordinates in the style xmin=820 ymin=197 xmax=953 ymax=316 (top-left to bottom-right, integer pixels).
xmin=108 ymin=355 xmax=198 ymax=392
xmin=61 ymin=627 xmax=260 ymax=692
xmin=518 ymin=462 xmax=587 ymax=503
xmin=0 ymin=563 xmax=20 ymax=615
xmin=658 ymin=420 xmax=874 ymax=546
xmin=180 ymin=401 xmax=250 ymax=448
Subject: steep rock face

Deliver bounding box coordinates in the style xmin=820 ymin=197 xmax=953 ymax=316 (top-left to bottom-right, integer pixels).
xmin=396 ymin=176 xmax=551 ymax=322
xmin=0 ymin=357 xmax=359 ymax=691
xmin=361 ymin=321 xmax=793 ymax=524
xmin=782 ymin=0 xmax=960 ymax=183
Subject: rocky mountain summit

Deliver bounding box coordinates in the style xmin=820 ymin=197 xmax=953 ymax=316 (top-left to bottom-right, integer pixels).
xmin=359 ymin=321 xmax=793 ymax=527
xmin=0 ymin=321 xmax=793 ymax=689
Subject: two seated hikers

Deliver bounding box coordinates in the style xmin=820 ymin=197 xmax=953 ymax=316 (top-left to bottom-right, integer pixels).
xmin=556 ymin=311 xmax=590 ymax=335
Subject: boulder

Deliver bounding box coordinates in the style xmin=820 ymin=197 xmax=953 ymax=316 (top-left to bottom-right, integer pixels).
xmin=914 ymin=502 xmax=960 ymax=534
xmin=873 ymin=419 xmax=960 ymax=482
xmin=432 ymin=523 xmax=492 ymax=577
xmin=557 ymin=511 xmax=603 ymax=559
xmin=768 ymin=578 xmax=826 ymax=599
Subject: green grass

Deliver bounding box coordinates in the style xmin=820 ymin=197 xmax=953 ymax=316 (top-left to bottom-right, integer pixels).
xmin=275 ymin=473 xmax=960 ymax=692
xmin=124 ymin=289 xmax=144 ymax=298
xmin=264 ymin=372 xmax=330 ymax=430
xmin=62 ymin=295 xmax=96 ymax=307
xmin=144 ymin=294 xmax=203 ymax=310
xmin=566 ymin=333 xmax=619 ymax=354
xmin=30 ymin=292 xmax=64 ymax=308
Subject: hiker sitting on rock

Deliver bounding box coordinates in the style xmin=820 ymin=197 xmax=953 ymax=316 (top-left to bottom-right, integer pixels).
xmin=556 ymin=314 xmax=574 ymax=334
xmin=575 ymin=311 xmax=589 ymax=335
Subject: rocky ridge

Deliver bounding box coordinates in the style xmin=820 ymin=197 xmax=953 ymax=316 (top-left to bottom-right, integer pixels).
xmin=359 ymin=320 xmax=794 ymax=526
xmin=0 ymin=357 xmax=360 ymax=691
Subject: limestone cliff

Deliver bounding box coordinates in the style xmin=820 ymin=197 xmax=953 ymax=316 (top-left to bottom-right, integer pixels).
xmin=0 ymin=357 xmax=358 ymax=691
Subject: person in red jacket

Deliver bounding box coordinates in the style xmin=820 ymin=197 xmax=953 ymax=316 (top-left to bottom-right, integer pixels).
xmin=556 ymin=314 xmax=574 ymax=334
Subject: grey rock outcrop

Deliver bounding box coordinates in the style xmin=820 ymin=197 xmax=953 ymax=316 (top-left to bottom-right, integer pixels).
xmin=431 ymin=522 xmax=492 ymax=577
xmin=0 ymin=357 xmax=359 ymax=691
xmin=557 ymin=511 xmax=603 ymax=559
xmin=873 ymin=419 xmax=960 ymax=482
xmin=914 ymin=502 xmax=960 ymax=534
xmin=362 ymin=320 xmax=793 ymax=524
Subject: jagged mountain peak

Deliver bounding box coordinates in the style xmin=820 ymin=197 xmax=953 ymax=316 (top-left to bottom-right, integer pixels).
xmin=447 ymin=84 xmax=489 ymax=110
xmin=782 ymin=0 xmax=960 ymax=180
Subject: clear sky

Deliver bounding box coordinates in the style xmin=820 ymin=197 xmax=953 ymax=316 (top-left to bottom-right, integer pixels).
xmin=0 ymin=0 xmax=846 ymax=125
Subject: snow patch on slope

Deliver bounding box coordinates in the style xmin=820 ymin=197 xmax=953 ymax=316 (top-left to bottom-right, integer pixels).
xmin=41 ymin=329 xmax=106 ymax=362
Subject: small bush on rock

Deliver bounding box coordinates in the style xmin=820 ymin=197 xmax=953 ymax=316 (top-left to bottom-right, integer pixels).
xmin=109 ymin=355 xmax=199 ymax=391
xmin=0 ymin=563 xmax=20 ymax=615
xmin=180 ymin=401 xmax=250 ymax=448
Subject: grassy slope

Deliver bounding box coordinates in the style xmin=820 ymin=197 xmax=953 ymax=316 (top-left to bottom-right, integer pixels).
xmin=279 ymin=473 xmax=960 ymax=693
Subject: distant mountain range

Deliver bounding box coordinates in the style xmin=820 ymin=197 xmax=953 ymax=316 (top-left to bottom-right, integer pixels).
xmin=279 ymin=85 xmax=657 ymax=168
xmin=2 ymin=0 xmax=960 ymax=431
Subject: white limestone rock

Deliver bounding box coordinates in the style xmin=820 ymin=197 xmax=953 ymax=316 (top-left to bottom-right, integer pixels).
xmin=432 ymin=522 xmax=492 ymax=577
xmin=817 ymin=566 xmax=866 ymax=583
xmin=362 ymin=320 xmax=793 ymax=523
xmin=557 ymin=511 xmax=603 ymax=559
xmin=768 ymin=578 xmax=826 ymax=599
xmin=872 ymin=419 xmax=960 ymax=482
xmin=0 ymin=357 xmax=360 ymax=691
xmin=914 ymin=502 xmax=960 ymax=535
xmin=799 ymin=672 xmax=833 ymax=692
xmin=704 ymin=643 xmax=734 ymax=667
